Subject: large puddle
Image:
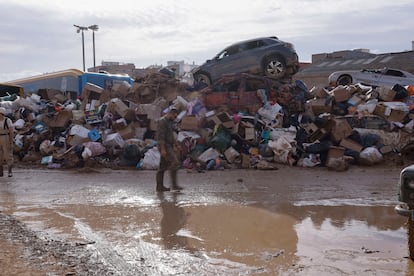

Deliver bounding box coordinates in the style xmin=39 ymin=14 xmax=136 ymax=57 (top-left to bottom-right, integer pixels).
xmin=2 ymin=189 xmax=412 ymax=275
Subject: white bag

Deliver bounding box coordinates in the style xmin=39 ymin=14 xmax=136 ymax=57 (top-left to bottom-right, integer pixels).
xmin=359 ymin=147 xmax=383 ymax=165
xmin=141 ymin=147 xmax=161 ymax=170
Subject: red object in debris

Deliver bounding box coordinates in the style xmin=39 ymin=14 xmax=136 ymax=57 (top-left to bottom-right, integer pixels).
xmin=201 ymin=73 xmax=279 ymax=114
xmin=54 ymin=105 xmax=63 ymax=112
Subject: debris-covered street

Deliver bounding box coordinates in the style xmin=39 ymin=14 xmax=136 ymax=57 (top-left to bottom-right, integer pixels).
xmin=0 ymin=32 xmax=414 ymax=276
xmin=0 ymin=165 xmax=412 ymax=275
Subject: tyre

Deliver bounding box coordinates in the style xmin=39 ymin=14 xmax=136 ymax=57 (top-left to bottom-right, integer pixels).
xmin=409 ymin=206 xmax=414 ymax=260
xmin=264 ymin=56 xmax=286 ymax=79
xmin=337 ymin=75 xmax=352 ymax=86
xmin=401 ymin=142 xmax=414 ymax=164
xmin=194 ymin=73 xmax=211 ymax=86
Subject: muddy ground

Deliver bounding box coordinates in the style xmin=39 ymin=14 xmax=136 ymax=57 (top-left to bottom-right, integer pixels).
xmin=0 ymin=164 xmax=413 ymax=275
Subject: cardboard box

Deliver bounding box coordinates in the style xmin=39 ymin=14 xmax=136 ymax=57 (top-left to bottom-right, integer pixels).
xmin=206 ymin=112 xmax=234 ymax=129
xmin=302 ymin=123 xmax=319 ymax=135
xmin=112 ymin=99 xmax=128 ymax=117
xmin=331 ymin=118 xmax=353 ymax=142
xmin=117 ymin=124 xmax=134 ymax=139
xmin=42 ymin=110 xmax=72 ymax=128
xmin=135 ymin=104 xmax=162 ymax=120
xmin=310 ymin=86 xmax=329 ymax=98
xmin=72 ymin=110 xmax=85 ymax=123
xmin=373 ymin=103 xmax=386 ymax=118
xmin=309 ymin=127 xmax=329 ymax=142
xmin=378 ymin=86 xmax=396 ymax=101
xmin=67 ymin=135 xmax=89 ymax=146
xmin=180 ymin=116 xmax=200 ymax=131
xmin=374 ymin=102 xmax=408 ymax=122
xmin=103 ymin=133 xmax=125 ymax=148
xmin=339 ymin=138 xmax=363 ymax=152
xmin=244 ymin=128 xmax=255 ymax=140
xmin=327 ymin=146 xmax=345 ymax=160
xmin=99 ymin=89 xmax=112 ymax=103
xmin=80 ymin=83 xmax=103 ymax=110
xmin=241 ymin=154 xmax=250 ymax=168
xmin=52 ymin=92 xmax=68 ymax=103
xmin=237 ymin=121 xmax=255 ymax=140
xmin=112 ymin=118 xmax=128 ymax=131
xmin=306 ymin=98 xmax=332 ymax=115
xmin=86 ymin=99 xmax=100 ymax=111
xmin=82 ymin=82 xmax=104 ymax=95
xmin=112 ymin=81 xmax=131 ymax=98
xmin=331 ymin=86 xmax=352 ymax=102
xmin=388 ymin=108 xmax=408 ymax=122
xmin=224 ymin=147 xmax=240 ymax=163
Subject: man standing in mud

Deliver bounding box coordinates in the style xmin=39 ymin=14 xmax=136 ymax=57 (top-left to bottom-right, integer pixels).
xmin=156 ymin=107 xmax=183 ymax=192
xmin=0 ymin=107 xmax=14 ymax=177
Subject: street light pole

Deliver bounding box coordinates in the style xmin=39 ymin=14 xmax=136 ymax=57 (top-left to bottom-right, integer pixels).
xmin=73 ymin=24 xmax=88 ymax=72
xmin=88 ymin=25 xmax=99 ymax=72
xmin=92 ymin=30 xmax=95 ymax=71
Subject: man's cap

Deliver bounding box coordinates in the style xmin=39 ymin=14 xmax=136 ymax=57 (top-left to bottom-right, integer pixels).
xmin=0 ymin=107 xmax=6 ymax=115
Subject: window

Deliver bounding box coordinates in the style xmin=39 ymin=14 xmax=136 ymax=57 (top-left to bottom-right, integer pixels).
xmin=242 ymin=40 xmax=265 ymax=51
xmin=385 ymin=69 xmax=404 ymax=77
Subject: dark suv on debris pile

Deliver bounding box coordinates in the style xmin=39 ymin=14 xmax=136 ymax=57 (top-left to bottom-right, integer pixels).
xmin=192 ymin=36 xmax=299 ymax=86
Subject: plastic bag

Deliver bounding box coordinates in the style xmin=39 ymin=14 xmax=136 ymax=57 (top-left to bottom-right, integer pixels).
xmin=141 ymin=147 xmax=160 ymax=170
xmin=359 ymin=147 xmax=383 ymax=165
xmin=83 ymin=142 xmax=107 ymax=157
xmin=268 ymin=136 xmax=294 ymax=164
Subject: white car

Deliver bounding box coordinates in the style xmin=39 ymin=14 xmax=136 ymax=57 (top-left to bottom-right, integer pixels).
xmin=328 ymin=68 xmax=414 ymax=87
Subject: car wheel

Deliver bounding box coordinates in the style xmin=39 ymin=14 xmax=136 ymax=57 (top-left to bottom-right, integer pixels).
xmin=401 ymin=142 xmax=414 ymax=164
xmin=264 ymin=56 xmax=286 ymax=79
xmin=409 ymin=205 xmax=414 ymax=260
xmin=337 ymin=75 xmax=352 ymax=86
xmin=194 ymin=73 xmax=211 ymax=86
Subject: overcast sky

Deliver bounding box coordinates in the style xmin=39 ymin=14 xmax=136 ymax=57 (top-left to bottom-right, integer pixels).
xmin=0 ymin=0 xmax=413 ymax=82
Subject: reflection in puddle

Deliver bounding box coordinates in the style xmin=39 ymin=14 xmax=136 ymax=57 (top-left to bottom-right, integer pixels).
xmin=295 ymin=217 xmax=406 ymax=273
xmin=1 ymin=193 xmax=412 ymax=275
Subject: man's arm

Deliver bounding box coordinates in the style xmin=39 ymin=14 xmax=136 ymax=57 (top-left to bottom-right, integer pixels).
xmin=157 ymin=119 xmax=167 ymax=158
xmin=7 ymin=118 xmax=13 ymax=145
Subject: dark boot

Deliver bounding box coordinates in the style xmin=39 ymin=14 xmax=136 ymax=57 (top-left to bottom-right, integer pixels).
xmin=7 ymin=165 xmax=12 ymax=177
xmin=156 ymin=171 xmax=170 ymax=192
xmin=0 ymin=165 xmax=3 ymax=177
xmin=170 ymin=170 xmax=183 ymax=191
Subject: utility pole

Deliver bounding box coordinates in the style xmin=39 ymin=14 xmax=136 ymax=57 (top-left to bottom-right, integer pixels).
xmin=88 ymin=25 xmax=99 ymax=72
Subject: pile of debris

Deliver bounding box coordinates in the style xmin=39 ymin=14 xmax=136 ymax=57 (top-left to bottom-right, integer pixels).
xmin=3 ymin=71 xmax=414 ymax=172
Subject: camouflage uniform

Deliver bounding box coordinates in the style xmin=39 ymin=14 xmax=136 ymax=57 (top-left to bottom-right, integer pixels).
xmin=156 ymin=116 xmax=180 ymax=189
xmin=0 ymin=117 xmax=13 ymax=177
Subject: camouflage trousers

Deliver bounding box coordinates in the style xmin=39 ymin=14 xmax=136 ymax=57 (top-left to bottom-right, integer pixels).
xmin=0 ymin=135 xmax=13 ymax=166
xmin=156 ymin=147 xmax=180 ymax=188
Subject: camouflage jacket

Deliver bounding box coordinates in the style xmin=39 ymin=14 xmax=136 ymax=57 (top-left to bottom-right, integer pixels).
xmin=156 ymin=116 xmax=176 ymax=148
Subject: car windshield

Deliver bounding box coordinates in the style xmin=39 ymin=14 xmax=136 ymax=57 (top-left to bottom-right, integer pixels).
xmin=216 ymin=45 xmax=240 ymax=59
